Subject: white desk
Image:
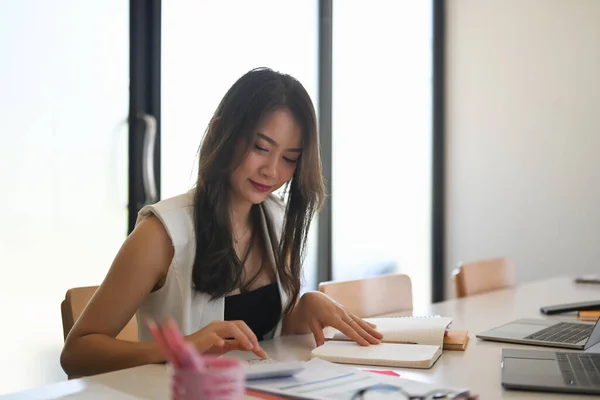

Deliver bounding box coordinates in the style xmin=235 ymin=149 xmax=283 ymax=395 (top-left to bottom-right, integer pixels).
xmin=3 ymin=276 xmax=600 ymax=399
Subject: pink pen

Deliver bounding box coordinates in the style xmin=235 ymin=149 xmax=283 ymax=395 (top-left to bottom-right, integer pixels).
xmin=161 ymin=319 xmax=205 ymax=371
xmin=147 ymin=319 xmax=181 ymax=368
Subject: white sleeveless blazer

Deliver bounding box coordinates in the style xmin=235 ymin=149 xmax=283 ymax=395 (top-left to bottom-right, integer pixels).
xmin=134 ymin=190 xmax=290 ymax=342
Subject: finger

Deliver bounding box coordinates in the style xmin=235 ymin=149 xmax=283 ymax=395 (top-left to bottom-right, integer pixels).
xmin=222 ymin=339 xmax=253 ymax=353
xmin=352 ymin=315 xmax=384 ymax=341
xmin=232 ymin=320 xmax=261 ymax=348
xmin=334 ymin=316 xmax=370 ymax=346
xmin=205 ymin=338 xmax=256 ymax=356
xmin=232 ymin=321 xmax=267 ymax=356
xmin=219 ymin=339 xmax=268 ymax=358
xmin=366 ymin=321 xmax=378 ymax=328
xmin=346 ymin=316 xmax=381 ymax=345
xmin=215 ymin=323 xmax=254 ymax=350
xmin=204 ymin=344 xmax=225 ymax=356
xmin=252 ymin=346 xmax=269 ymax=359
xmin=309 ymin=320 xmax=325 ymax=347
xmin=195 ymin=332 xmax=225 ymax=353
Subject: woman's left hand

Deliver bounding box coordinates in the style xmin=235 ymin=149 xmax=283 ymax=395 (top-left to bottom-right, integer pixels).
xmin=287 ymin=291 xmax=383 ymax=347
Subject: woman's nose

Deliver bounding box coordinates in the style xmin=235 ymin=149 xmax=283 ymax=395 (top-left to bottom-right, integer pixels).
xmin=260 ymin=158 xmax=278 ymax=179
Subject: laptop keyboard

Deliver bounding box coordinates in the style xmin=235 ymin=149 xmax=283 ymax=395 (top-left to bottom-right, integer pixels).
xmin=524 ymin=322 xmax=594 ymax=344
xmin=557 ymin=352 xmax=600 ymax=387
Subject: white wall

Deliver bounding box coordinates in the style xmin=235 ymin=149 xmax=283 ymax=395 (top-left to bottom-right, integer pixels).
xmin=445 ymin=0 xmax=600 ymax=297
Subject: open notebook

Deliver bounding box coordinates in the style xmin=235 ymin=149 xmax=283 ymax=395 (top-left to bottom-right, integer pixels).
xmin=312 ymin=317 xmax=469 ymax=369
xmin=330 ymin=317 xmax=469 ymax=350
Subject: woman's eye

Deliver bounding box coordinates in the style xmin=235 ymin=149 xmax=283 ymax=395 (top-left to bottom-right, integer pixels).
xmin=254 ymin=144 xmax=267 ymax=152
xmin=284 ymin=157 xmax=298 ymax=164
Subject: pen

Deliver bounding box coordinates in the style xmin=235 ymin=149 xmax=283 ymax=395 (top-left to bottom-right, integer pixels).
xmin=147 ymin=318 xmax=181 ymax=368
xmin=147 ymin=317 xmax=206 ymax=371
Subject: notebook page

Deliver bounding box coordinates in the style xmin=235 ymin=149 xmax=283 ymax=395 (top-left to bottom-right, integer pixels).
xmin=332 ymin=317 xmax=452 ymax=347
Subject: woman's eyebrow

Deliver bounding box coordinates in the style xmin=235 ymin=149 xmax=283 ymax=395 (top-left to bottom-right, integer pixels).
xmin=257 ymin=132 xmax=302 ymax=152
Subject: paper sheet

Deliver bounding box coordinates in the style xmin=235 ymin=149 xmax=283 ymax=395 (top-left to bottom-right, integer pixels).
xmin=246 ymin=358 xmax=469 ymax=400
xmin=6 ymin=381 xmax=145 ymax=400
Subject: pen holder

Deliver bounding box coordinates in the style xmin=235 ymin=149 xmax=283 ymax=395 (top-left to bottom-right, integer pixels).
xmin=170 ymin=356 xmax=245 ymax=400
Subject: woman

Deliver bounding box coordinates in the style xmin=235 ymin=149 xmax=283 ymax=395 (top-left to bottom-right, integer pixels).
xmin=60 ymin=68 xmax=382 ymax=377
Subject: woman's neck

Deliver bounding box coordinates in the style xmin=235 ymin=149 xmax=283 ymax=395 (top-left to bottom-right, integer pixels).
xmin=229 ymin=196 xmax=253 ymax=239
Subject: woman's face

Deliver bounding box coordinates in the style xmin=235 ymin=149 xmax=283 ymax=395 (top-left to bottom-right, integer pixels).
xmin=229 ymin=108 xmax=302 ymax=206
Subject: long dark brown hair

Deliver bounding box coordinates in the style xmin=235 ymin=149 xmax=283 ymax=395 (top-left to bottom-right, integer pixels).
xmin=192 ymin=67 xmax=324 ymax=315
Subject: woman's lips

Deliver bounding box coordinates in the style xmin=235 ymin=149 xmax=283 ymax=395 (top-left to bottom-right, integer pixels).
xmin=249 ymin=179 xmax=272 ymax=192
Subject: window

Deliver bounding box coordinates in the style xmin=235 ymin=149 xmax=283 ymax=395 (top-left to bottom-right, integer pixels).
xmin=0 ymin=0 xmax=128 ymax=392
xmin=162 ymin=1 xmax=320 ymax=289
xmin=331 ymin=1 xmax=433 ymax=307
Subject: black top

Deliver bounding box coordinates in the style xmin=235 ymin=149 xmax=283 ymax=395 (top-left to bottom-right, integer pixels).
xmin=224 ymin=282 xmax=281 ymax=341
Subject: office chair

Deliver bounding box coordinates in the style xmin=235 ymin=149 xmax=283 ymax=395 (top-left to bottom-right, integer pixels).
xmin=452 ymin=256 xmax=516 ymax=298
xmin=61 ymin=285 xmax=138 ymax=342
xmin=318 ymin=273 xmax=413 ymax=318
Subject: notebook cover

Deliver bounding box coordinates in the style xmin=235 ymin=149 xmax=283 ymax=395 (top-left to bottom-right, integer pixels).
xmin=311 ymin=341 xmax=442 ymax=369
xmin=443 ymin=330 xmax=470 ymax=351
xmin=578 ymin=310 xmax=600 ymax=322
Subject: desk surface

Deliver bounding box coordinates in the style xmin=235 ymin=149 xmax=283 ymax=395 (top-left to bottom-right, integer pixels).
xmin=4 ymin=276 xmax=600 ymax=399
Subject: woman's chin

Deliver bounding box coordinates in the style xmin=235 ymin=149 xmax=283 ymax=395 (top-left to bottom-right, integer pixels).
xmin=238 ymin=191 xmax=269 ymax=205
xmin=251 ymin=194 xmax=270 ymax=204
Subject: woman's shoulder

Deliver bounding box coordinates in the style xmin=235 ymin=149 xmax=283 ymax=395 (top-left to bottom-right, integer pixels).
xmin=138 ymin=190 xmax=194 ymax=219
xmin=146 ymin=190 xmax=195 ymax=213
xmin=136 ymin=189 xmax=196 ymax=247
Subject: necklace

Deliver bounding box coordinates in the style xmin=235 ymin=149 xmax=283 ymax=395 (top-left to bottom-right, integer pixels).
xmin=233 ymin=225 xmax=251 ymax=244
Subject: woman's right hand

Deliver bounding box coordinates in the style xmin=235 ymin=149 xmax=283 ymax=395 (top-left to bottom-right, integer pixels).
xmin=187 ymin=320 xmax=268 ymax=359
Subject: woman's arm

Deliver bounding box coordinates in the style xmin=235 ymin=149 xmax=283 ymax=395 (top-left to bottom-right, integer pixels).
xmin=60 ymin=215 xmax=173 ymax=377
xmin=282 ymin=297 xmax=311 ymax=335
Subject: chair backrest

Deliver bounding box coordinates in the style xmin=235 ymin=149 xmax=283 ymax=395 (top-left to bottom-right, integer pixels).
xmin=61 ymin=285 xmax=138 ymax=342
xmin=318 ymin=273 xmax=413 ymax=318
xmin=452 ymin=257 xmax=516 ymax=298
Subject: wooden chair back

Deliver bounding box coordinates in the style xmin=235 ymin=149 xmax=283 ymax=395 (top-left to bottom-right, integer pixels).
xmin=452 ymin=257 xmax=516 ymax=298
xmin=60 ymin=285 xmax=138 ymax=342
xmin=318 ymin=273 xmax=413 ymax=317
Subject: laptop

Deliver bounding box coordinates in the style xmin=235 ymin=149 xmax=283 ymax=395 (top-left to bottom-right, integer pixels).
xmin=476 ymin=318 xmax=600 ymax=349
xmin=501 ymin=348 xmax=600 ymax=394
